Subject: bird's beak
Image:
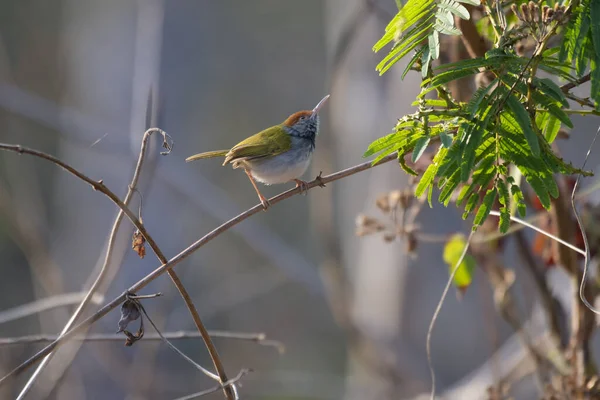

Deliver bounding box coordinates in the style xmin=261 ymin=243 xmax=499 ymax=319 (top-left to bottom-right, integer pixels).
xmin=310 ymin=94 xmax=330 ymax=119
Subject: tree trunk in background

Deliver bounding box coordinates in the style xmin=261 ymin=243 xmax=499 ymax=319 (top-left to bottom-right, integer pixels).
xmin=324 ymin=1 xmax=527 ymax=398
xmin=325 ymin=1 xmax=417 ymax=398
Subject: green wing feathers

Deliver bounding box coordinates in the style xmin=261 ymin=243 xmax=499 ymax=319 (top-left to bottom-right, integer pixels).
xmin=185 ymin=150 xmax=229 ymax=162
xmin=185 ymin=125 xmax=291 ymax=165
xmin=223 ymin=126 xmax=291 ymax=165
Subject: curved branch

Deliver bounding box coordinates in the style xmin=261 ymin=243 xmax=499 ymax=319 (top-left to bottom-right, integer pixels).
xmin=0 ymin=132 xmax=235 ymax=399
xmin=0 ymin=152 xmax=398 ymax=386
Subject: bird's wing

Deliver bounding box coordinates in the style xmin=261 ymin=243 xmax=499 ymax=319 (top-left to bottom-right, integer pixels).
xmin=223 ymin=125 xmax=291 ymax=165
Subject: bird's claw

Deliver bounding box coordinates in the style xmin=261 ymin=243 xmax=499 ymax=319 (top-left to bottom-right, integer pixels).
xmin=294 ymin=179 xmax=309 ymax=195
xmin=260 ymin=197 xmax=271 ymax=211
xmin=315 ymin=171 xmax=326 ymax=188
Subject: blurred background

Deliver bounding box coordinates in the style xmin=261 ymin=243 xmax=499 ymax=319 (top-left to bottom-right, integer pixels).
xmin=0 ymin=1 xmax=599 ymax=399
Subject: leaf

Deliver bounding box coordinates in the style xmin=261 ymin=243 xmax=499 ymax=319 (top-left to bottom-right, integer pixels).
xmin=428 ymin=30 xmax=440 ymax=60
xmin=416 ymin=146 xmax=448 ymax=198
xmin=438 ymin=0 xmax=470 ymax=20
xmin=412 ymin=136 xmax=430 ymax=163
xmin=498 ymin=127 xmax=554 ymax=209
xmin=592 ymin=54 xmax=600 ymax=107
xmin=511 ymin=184 xmax=527 ymax=218
xmin=439 ymin=167 xmax=462 ymax=205
xmin=473 ymin=188 xmax=497 ymax=228
xmin=443 ymin=234 xmax=476 ymax=290
xmin=399 ymin=154 xmax=419 ymax=176
xmin=534 ymin=78 xmax=569 ymax=107
xmin=421 ymin=45 xmax=432 ymax=78
xmin=433 ymin=21 xmax=462 ymax=36
xmin=462 ymin=192 xmax=479 ymax=220
xmin=497 ymin=179 xmax=511 ymax=233
xmin=426 ymin=66 xmax=481 ymax=89
xmin=592 ymin=0 xmax=600 ymax=58
xmin=440 ymin=132 xmax=453 ymax=148
xmin=537 ymin=112 xmax=561 ymax=143
xmin=505 ymin=94 xmax=540 ymax=156
xmin=402 ymin=46 xmax=427 ymax=80
xmin=466 ymin=80 xmax=497 ymax=117
xmin=363 ymin=132 xmax=402 ymax=157
xmin=455 ymin=0 xmax=479 ymax=4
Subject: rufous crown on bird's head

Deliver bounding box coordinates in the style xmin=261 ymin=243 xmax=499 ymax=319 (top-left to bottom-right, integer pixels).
xmin=283 ymin=110 xmax=313 ymax=127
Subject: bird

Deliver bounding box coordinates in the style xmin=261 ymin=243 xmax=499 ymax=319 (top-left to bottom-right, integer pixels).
xmin=186 ymin=94 xmax=330 ymax=210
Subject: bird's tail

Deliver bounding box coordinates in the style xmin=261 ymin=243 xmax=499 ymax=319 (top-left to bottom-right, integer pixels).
xmin=185 ymin=150 xmax=229 ymax=162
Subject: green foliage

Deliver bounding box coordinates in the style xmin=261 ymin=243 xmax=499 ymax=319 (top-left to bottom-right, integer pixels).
xmin=443 ymin=234 xmax=477 ymax=290
xmin=366 ymin=0 xmax=597 ymax=232
xmin=560 ymin=0 xmax=600 ymax=107
xmin=373 ymin=0 xmax=473 ymax=75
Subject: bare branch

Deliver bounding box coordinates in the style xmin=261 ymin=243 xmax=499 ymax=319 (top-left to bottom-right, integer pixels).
xmin=171 ymin=369 xmax=251 ymax=400
xmin=0 ymin=293 xmax=104 ymax=325
xmin=0 ymin=331 xmax=283 ymax=352
xmin=14 ymin=128 xmax=174 ymax=398
xmin=0 ymin=152 xmax=398 ymax=387
xmin=561 ymin=72 xmax=591 ymax=93
xmin=1 ymin=130 xmax=235 ymax=400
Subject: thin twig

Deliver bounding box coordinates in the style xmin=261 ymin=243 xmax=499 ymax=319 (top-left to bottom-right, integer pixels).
xmin=0 ymin=331 xmax=284 ymax=351
xmin=15 ymin=129 xmax=172 ymax=398
xmin=488 ymin=211 xmax=585 ymax=256
xmin=561 ymin=72 xmax=591 ymax=93
xmin=0 ymin=293 xmax=104 ymax=325
xmin=427 ymin=230 xmax=476 ymax=400
xmin=136 ymin=298 xmax=220 ymax=382
xmin=2 ymin=130 xmax=234 ymax=400
xmin=0 ymin=152 xmax=399 ymax=387
xmin=172 ymin=369 xmax=251 ymax=400
xmin=573 ymin=125 xmax=600 ymax=315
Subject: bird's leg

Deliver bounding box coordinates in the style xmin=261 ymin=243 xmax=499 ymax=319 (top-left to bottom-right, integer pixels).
xmin=293 ymin=179 xmax=309 ymax=195
xmin=244 ymin=169 xmax=270 ymax=210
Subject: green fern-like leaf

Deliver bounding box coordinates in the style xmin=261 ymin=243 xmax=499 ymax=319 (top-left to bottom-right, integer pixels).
xmin=416 ymin=145 xmax=448 ymax=198
xmin=497 ymin=178 xmax=511 ymax=233
xmin=374 ymin=0 xmax=475 ymax=75
xmin=505 ymin=94 xmax=540 ymax=156
xmin=473 ymin=188 xmax=497 ymax=228
xmin=510 ymin=184 xmax=527 ymax=218
xmin=462 ymin=192 xmax=479 ymax=220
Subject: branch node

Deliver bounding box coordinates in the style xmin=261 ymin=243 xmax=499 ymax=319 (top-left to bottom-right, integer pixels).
xmin=315 ymin=171 xmax=327 ymax=188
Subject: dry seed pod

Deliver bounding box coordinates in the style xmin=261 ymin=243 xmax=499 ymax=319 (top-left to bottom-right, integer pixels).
xmin=406 ymin=231 xmax=418 ymax=257
xmin=132 ymin=229 xmax=146 ymax=259
xmin=355 ymin=214 xmax=385 ymax=236
xmin=533 ymin=4 xmax=540 ymax=23
xmin=388 ymin=190 xmax=402 ymax=210
xmin=511 ymin=4 xmax=521 ymax=20
xmin=520 ymin=3 xmax=530 ymax=22
xmin=399 ymin=188 xmax=413 ymax=209
xmin=383 ymin=232 xmax=397 ymax=243
xmin=376 ymin=194 xmax=391 ymax=213
xmin=542 ymin=6 xmax=551 ymax=23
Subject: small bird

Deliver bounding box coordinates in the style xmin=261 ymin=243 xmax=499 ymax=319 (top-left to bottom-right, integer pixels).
xmin=186 ymin=94 xmax=330 ymax=209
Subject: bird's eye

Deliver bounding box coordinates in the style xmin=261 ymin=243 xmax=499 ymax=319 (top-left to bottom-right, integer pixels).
xmin=299 ymin=116 xmax=305 ymax=121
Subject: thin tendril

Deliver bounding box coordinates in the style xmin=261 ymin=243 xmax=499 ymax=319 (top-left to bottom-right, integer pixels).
xmin=572 ymin=125 xmax=600 ymax=314
xmin=488 ymin=211 xmax=585 ymax=256
xmin=427 ymin=230 xmax=475 ymax=400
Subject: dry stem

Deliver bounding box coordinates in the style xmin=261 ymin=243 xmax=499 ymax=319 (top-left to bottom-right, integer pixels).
xmin=1 ymin=130 xmax=234 ymax=399
xmin=0 ymin=146 xmax=397 ymax=388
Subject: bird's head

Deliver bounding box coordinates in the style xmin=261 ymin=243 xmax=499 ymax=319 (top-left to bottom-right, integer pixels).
xmin=282 ymin=94 xmax=330 ymax=139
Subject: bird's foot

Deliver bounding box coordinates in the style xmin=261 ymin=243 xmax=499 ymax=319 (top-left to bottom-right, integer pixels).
xmin=259 ymin=195 xmax=271 ymax=211
xmin=315 ymin=171 xmax=326 ymax=188
xmin=294 ymin=179 xmax=309 ymax=195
